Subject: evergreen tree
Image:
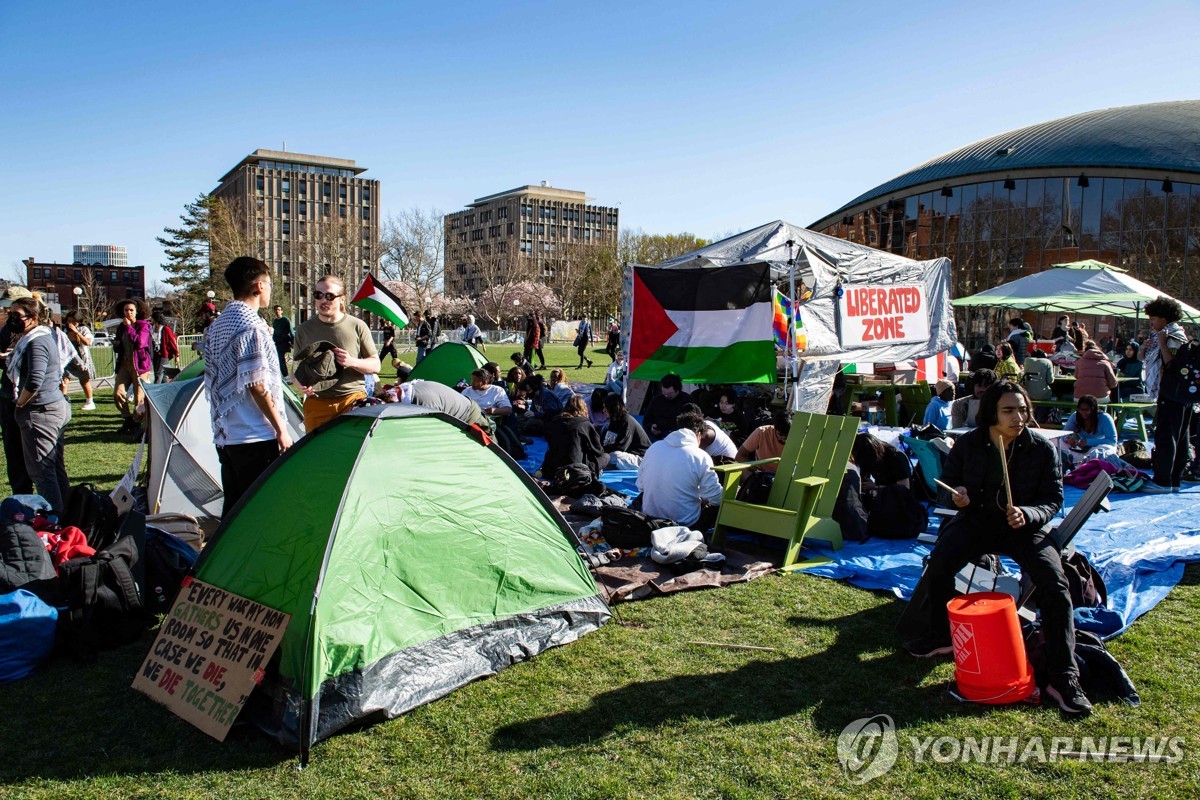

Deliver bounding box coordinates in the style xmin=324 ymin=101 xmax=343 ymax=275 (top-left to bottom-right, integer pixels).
xmin=157 ymin=193 xmax=222 ymax=294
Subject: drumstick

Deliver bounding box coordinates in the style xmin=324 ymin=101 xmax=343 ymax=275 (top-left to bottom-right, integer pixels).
xmin=933 ymin=478 xmax=961 ymax=497
xmin=996 ymin=434 xmax=1014 ymax=508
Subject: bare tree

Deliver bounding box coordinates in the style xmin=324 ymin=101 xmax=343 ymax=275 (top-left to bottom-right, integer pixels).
xmin=73 ymin=270 xmax=106 ymax=328
xmin=380 ymin=207 xmax=445 ymax=300
xmin=617 ymin=228 xmax=708 ymax=265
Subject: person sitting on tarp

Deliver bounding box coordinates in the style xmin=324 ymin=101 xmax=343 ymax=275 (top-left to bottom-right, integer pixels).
xmin=644 ymin=373 xmax=692 ymax=441
xmin=901 ymin=380 xmax=1092 ymax=717
xmin=923 ymin=379 xmax=954 ymax=431
xmin=1061 ymin=394 xmax=1118 ymax=464
xmin=735 ymin=410 xmax=790 ymax=473
xmin=541 ymin=396 xmax=608 ymax=481
xmin=637 ymin=408 xmax=723 ymax=530
xmin=601 ymin=393 xmax=650 ymax=470
xmin=950 ymin=368 xmax=997 ymax=429
xmin=851 ymin=432 xmax=926 ymax=539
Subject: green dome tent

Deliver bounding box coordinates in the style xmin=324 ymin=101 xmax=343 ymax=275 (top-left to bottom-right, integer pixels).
xmin=407 ymin=342 xmax=488 ymax=387
xmin=191 ymin=404 xmax=609 ymax=760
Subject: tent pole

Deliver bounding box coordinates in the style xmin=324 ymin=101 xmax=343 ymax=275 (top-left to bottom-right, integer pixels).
xmin=785 ymin=241 xmax=798 ymax=413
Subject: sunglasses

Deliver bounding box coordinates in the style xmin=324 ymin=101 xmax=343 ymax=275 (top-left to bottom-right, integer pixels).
xmin=6 ymin=311 xmax=28 ymax=320
xmin=312 ymin=290 xmax=343 ymax=302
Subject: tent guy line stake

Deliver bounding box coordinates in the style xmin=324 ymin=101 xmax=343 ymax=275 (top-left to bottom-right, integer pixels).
xmin=688 ymin=641 xmax=778 ymax=652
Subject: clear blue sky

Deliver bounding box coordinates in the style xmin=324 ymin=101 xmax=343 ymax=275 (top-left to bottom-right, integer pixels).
xmin=2 ymin=0 xmax=1198 ymax=287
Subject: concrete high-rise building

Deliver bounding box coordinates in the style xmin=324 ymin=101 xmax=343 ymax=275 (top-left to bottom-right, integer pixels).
xmin=73 ymin=244 xmax=127 ymax=267
xmin=444 ymin=183 xmax=618 ymax=304
xmin=212 ymin=149 xmax=380 ymax=322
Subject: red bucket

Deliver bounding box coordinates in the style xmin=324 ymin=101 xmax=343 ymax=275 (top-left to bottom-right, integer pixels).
xmin=947 ymin=592 xmax=1036 ymax=704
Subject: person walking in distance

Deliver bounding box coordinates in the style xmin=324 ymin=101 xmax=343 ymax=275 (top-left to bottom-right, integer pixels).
xmin=574 ymin=315 xmax=593 ymax=370
xmin=271 ymin=304 xmax=294 ymax=378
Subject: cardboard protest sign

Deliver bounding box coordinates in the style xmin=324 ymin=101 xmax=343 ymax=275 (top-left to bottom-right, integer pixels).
xmin=132 ymin=577 xmax=290 ymax=741
xmin=838 ymin=284 xmax=931 ymax=348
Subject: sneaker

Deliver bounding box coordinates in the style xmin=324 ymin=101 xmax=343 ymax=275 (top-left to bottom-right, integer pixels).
xmin=904 ymin=632 xmax=954 ymax=658
xmin=1141 ymin=481 xmax=1173 ymax=494
xmin=81 ymin=401 xmax=96 ymax=411
xmin=1181 ymin=471 xmax=1200 ymax=484
xmin=1046 ymin=674 xmax=1093 ymax=717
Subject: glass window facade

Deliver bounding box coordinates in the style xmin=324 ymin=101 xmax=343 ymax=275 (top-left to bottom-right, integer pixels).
xmin=820 ymin=175 xmax=1200 ymax=307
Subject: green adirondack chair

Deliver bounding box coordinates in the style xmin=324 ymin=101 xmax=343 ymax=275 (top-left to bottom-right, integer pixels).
xmin=710 ymin=412 xmax=859 ymax=568
xmin=897 ymin=381 xmax=932 ymax=426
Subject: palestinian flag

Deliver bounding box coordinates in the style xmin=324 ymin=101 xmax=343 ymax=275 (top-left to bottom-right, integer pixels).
xmin=351 ymin=274 xmax=409 ymax=329
xmin=630 ymin=264 xmax=775 ymax=383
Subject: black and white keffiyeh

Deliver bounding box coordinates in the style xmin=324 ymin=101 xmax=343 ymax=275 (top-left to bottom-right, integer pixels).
xmin=202 ymin=301 xmax=283 ymax=445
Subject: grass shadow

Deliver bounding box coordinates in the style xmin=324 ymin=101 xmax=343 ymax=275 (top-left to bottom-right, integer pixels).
xmin=0 ymin=635 xmax=293 ymax=782
xmin=492 ymin=602 xmax=964 ymax=751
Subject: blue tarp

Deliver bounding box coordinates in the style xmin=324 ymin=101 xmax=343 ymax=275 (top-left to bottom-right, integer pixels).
xmin=518 ymin=432 xmax=1200 ymax=638
xmin=802 ymin=485 xmax=1200 ymax=638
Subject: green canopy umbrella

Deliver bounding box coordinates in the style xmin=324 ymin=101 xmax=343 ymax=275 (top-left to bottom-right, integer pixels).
xmin=953 ymin=265 xmax=1200 ymax=323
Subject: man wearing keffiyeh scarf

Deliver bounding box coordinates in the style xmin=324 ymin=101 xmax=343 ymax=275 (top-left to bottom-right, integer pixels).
xmin=202 ymin=257 xmax=292 ymax=517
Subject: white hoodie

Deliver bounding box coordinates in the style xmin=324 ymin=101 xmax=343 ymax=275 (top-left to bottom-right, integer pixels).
xmin=637 ymin=428 xmax=724 ymax=527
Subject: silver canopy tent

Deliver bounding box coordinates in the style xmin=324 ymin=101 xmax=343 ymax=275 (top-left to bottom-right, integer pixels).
xmin=626 ymin=220 xmax=956 ymax=411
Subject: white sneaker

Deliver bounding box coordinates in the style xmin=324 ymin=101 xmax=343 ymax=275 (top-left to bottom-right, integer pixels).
xmin=81 ymin=401 xmax=96 ymax=411
xmin=1142 ymin=481 xmax=1173 ymax=494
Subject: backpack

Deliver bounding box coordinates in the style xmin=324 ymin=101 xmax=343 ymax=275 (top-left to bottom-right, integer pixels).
xmin=600 ymin=506 xmax=674 ymax=549
xmin=1159 ymin=338 xmax=1200 ymax=404
xmin=1061 ymin=550 xmax=1107 ymax=608
xmin=539 ymin=320 xmax=549 ymax=339
xmin=61 ymin=483 xmax=120 ymax=552
xmin=865 ymin=484 xmax=928 ymax=540
xmin=57 ymin=535 xmax=152 ymax=659
xmin=547 ymin=462 xmax=600 ymax=498
xmin=143 ymin=528 xmax=199 ymax=616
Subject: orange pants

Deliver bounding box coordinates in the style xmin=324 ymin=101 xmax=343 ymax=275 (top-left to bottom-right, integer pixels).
xmin=303 ymin=392 xmax=366 ymax=431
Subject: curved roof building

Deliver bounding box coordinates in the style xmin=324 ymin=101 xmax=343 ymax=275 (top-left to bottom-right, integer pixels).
xmin=812 ymin=101 xmax=1200 ymax=324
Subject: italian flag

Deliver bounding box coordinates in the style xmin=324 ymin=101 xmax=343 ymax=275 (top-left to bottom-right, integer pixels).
xmin=351 ymin=274 xmax=409 ymax=329
xmin=630 ymin=263 xmax=776 ymax=383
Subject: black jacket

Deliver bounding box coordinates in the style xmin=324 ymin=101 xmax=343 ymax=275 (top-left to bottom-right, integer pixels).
xmin=938 ymin=426 xmax=1062 ymax=531
xmin=644 ymin=391 xmax=692 ymax=439
xmin=603 ymin=414 xmax=650 ymax=457
xmin=0 ymin=521 xmax=58 ymax=601
xmin=542 ymin=416 xmax=605 ymax=477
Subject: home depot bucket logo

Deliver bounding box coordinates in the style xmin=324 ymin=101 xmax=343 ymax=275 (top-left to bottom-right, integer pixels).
xmin=951 ymin=620 xmax=981 ymax=674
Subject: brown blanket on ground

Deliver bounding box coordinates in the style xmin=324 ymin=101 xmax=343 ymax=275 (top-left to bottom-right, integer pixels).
xmin=548 ymin=494 xmax=777 ymax=604
xmin=590 ymin=548 xmax=777 ymax=604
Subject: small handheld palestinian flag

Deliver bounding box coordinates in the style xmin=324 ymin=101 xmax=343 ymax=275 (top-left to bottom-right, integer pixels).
xmin=351 ymin=274 xmax=409 ymax=329
xmin=630 ymin=264 xmax=775 ymax=383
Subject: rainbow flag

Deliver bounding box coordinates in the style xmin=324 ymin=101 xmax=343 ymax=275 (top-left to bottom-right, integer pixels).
xmin=773 ymin=290 xmax=807 ymax=352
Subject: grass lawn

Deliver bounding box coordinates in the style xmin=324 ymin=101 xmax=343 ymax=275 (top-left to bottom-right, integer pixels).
xmin=2 ymin=369 xmax=1199 ymax=799
xmin=382 ymin=341 xmax=618 ymax=387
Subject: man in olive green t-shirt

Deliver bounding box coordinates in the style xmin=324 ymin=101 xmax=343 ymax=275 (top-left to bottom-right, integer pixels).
xmin=292 ymin=275 xmax=380 ymax=430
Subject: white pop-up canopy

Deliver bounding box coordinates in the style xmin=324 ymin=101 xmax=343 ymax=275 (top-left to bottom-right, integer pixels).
xmin=953 ymin=261 xmax=1200 ymax=323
